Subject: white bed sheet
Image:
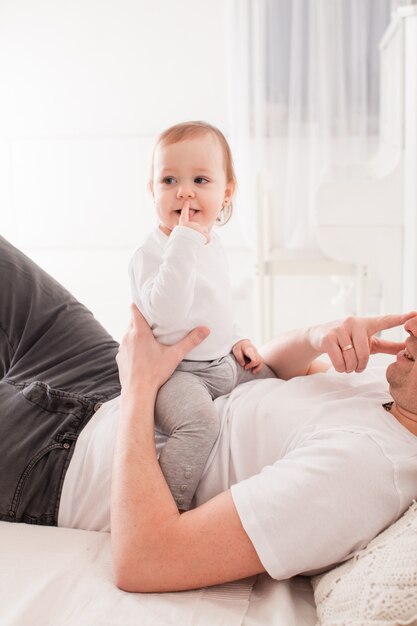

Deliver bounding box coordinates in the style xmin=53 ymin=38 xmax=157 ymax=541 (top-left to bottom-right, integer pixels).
xmin=243 ymin=574 xmax=316 ymax=626
xmin=0 ymin=522 xmax=317 ymax=626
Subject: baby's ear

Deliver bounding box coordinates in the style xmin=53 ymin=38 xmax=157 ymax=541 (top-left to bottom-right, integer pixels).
xmin=148 ymin=180 xmax=154 ymax=197
xmin=226 ymin=179 xmax=236 ymax=199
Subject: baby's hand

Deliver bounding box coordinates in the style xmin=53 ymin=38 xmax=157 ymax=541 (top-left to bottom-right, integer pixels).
xmin=179 ymin=201 xmax=211 ymax=243
xmin=233 ymin=339 xmax=264 ymax=373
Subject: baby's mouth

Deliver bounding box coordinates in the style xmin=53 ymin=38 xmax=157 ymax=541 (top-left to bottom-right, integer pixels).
xmin=174 ymin=209 xmax=199 ymax=218
xmin=404 ymin=348 xmax=415 ymax=362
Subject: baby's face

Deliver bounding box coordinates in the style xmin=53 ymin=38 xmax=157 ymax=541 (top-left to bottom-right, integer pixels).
xmin=151 ymin=133 xmax=234 ymax=235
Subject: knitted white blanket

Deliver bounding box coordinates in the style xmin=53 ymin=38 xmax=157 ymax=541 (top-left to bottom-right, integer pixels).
xmin=313 ymin=501 xmax=417 ymax=626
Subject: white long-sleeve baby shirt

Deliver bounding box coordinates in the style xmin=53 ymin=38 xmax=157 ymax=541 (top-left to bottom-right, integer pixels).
xmin=129 ymin=225 xmax=245 ymax=360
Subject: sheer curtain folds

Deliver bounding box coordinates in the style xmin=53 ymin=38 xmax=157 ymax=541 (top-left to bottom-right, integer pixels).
xmin=227 ymin=0 xmax=391 ymax=250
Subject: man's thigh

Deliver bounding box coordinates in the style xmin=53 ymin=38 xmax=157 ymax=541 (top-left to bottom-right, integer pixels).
xmin=0 ymin=235 xmax=120 ymax=397
xmin=0 ymin=236 xmax=121 ymax=524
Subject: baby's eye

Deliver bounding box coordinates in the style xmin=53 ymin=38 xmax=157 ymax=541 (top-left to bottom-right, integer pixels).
xmin=162 ymin=176 xmax=176 ymax=184
xmin=194 ymin=177 xmax=209 ymax=184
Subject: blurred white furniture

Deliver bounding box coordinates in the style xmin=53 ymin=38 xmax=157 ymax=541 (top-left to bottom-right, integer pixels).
xmin=316 ymin=7 xmax=417 ymax=318
xmin=256 ymin=181 xmax=358 ymax=340
xmin=257 ymin=7 xmax=417 ymax=341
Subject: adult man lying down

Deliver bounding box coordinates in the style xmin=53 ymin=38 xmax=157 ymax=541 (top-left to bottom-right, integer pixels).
xmin=1 ymin=235 xmax=416 ymax=593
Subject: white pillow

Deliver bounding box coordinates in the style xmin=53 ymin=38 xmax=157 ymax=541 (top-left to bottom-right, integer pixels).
xmin=312 ymin=501 xmax=417 ymax=625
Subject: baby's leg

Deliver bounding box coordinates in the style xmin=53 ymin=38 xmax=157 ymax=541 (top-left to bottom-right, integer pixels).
xmin=155 ymin=371 xmax=220 ymax=511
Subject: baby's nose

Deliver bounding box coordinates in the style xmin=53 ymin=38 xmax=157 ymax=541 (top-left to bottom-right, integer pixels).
xmin=177 ymin=185 xmax=195 ymax=198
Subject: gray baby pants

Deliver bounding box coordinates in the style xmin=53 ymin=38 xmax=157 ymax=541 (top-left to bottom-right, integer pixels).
xmin=155 ymin=354 xmax=276 ymax=510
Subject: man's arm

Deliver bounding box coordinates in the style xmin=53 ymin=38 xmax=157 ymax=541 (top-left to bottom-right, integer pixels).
xmin=260 ymin=313 xmax=413 ymax=380
xmin=111 ymin=310 xmax=264 ymax=592
xmin=111 ymin=384 xmax=264 ymax=592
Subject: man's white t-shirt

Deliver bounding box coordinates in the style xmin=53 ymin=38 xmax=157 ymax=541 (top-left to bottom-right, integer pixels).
xmin=58 ymin=368 xmax=417 ymax=580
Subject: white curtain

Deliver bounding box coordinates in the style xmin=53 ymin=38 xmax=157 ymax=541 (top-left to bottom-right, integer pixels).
xmin=227 ymin=0 xmax=391 ymax=251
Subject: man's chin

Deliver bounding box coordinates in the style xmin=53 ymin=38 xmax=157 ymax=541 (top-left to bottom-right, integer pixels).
xmin=385 ymin=361 xmax=396 ymax=384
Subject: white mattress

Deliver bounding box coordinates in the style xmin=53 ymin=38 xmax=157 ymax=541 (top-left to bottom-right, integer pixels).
xmin=0 ymin=522 xmax=317 ymax=626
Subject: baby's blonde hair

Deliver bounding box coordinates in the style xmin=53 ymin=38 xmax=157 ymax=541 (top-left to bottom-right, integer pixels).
xmin=150 ymin=120 xmax=236 ymax=225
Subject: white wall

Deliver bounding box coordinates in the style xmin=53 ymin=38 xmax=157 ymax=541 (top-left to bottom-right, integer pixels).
xmin=1 ymin=0 xmax=392 ymax=356
xmin=0 ymin=0 xmax=253 ymax=341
